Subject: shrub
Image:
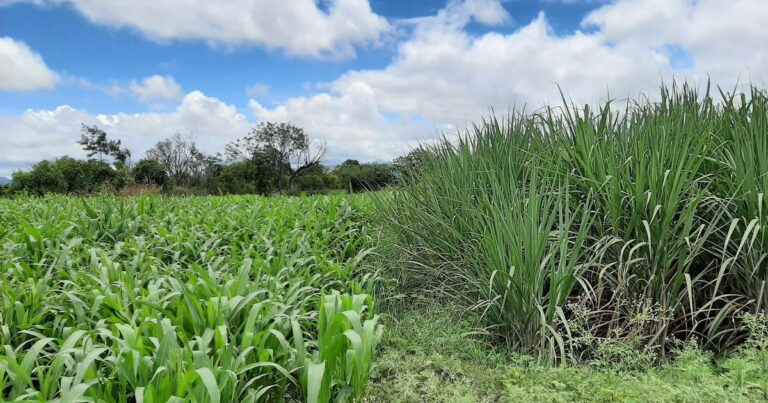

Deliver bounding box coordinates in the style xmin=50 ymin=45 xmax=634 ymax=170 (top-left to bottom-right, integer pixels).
xmin=334 ymin=160 xmax=394 ymax=192
xmin=132 ymin=158 xmax=168 ymax=187
xmin=117 ymin=183 xmax=163 ymax=196
xmin=7 ymin=157 xmax=120 ymax=195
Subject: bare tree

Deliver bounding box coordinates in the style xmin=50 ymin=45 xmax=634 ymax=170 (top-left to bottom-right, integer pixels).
xmin=146 ymin=133 xmax=213 ymax=185
xmin=289 ymin=141 xmax=326 ymax=187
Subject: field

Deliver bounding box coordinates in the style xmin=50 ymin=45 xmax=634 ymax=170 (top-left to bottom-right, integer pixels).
xmin=0 ymin=195 xmax=382 ymax=402
xmin=3 ymin=85 xmax=768 ymax=402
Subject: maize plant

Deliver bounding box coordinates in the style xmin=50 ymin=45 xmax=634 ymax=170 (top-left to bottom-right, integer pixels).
xmin=0 ymin=194 xmax=383 ymax=402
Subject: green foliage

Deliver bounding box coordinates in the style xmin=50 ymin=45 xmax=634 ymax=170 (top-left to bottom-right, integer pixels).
xmin=293 ymin=292 xmax=383 ymax=402
xmin=367 ymin=303 xmax=768 ymax=402
xmin=8 ymin=157 xmax=120 ymax=195
xmin=0 ymin=194 xmax=382 ymax=401
xmin=392 ymin=147 xmax=431 ymax=183
xmin=226 ymin=122 xmax=326 ymax=191
xmin=133 ymin=158 xmax=168 ymax=186
xmin=333 ymin=160 xmax=394 ymax=192
xmin=9 ymin=160 xmax=67 ymax=194
xmin=78 ymin=124 xmax=131 ymax=164
xmin=504 ymin=344 xmax=768 ymax=402
xmin=218 ymin=160 xmax=274 ymax=194
xmin=379 ymin=83 xmax=768 ymax=361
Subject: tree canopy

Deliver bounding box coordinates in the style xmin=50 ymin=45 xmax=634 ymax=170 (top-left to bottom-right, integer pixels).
xmin=78 ymin=124 xmax=131 ymax=164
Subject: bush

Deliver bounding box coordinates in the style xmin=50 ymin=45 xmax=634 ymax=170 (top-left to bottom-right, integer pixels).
xmin=218 ymin=160 xmax=272 ymax=194
xmin=7 ymin=157 xmax=120 ymax=195
xmin=132 ymin=158 xmax=167 ymax=187
xmin=9 ymin=160 xmax=67 ymax=195
xmin=117 ymin=183 xmax=163 ymax=196
xmin=334 ymin=160 xmax=394 ymax=192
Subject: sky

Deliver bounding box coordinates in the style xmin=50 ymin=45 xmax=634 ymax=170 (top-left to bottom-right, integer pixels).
xmin=1 ymin=0 xmax=767 ymax=177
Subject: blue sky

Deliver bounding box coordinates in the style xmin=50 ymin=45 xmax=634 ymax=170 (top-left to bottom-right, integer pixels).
xmin=1 ymin=0 xmax=767 ymax=177
xmin=1 ymin=0 xmax=594 ymax=114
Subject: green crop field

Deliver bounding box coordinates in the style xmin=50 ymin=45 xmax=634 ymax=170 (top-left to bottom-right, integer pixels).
xmin=0 ymin=195 xmax=383 ymax=402
xmin=2 ymin=85 xmax=768 ymax=402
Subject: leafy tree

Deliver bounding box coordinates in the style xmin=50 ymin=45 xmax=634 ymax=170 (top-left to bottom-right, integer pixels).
xmin=218 ymin=160 xmax=272 ymax=194
xmin=293 ymin=164 xmax=335 ymax=192
xmin=55 ymin=156 xmax=89 ymax=192
xmin=226 ymin=122 xmax=326 ymax=190
xmin=78 ymin=124 xmax=131 ymax=164
xmin=393 ymin=147 xmax=431 ymax=182
xmin=133 ymin=159 xmax=168 ymax=187
xmin=112 ymin=165 xmax=135 ymax=190
xmin=333 ymin=160 xmax=394 ymax=192
xmin=9 ymin=160 xmax=66 ymax=195
xmin=7 ymin=157 xmax=122 ymax=195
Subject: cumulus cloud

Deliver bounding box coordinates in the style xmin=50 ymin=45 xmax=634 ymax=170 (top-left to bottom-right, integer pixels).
xmin=0 ymin=91 xmax=251 ymax=177
xmin=129 ymin=75 xmax=184 ymax=102
xmin=583 ymin=0 xmax=768 ymax=83
xmin=249 ymin=0 xmax=768 ymax=155
xmin=249 ymin=82 xmax=436 ymax=163
xmin=0 ymin=36 xmax=59 ymax=91
xmin=32 ymin=0 xmax=390 ymax=58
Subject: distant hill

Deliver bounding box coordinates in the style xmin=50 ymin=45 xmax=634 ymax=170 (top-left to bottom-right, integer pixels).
xmin=0 ymin=177 xmax=10 ymax=185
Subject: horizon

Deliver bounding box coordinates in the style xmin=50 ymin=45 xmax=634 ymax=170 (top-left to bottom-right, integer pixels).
xmin=2 ymin=0 xmax=767 ymax=177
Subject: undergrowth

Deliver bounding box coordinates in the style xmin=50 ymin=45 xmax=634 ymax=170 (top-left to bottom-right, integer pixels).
xmin=366 ymin=303 xmax=768 ymax=402
xmin=377 ymin=83 xmax=768 ymax=362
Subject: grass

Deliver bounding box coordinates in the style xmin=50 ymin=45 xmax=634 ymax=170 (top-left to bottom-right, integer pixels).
xmin=378 ymin=83 xmax=768 ymax=362
xmin=0 ymin=194 xmax=382 ymax=402
xmin=367 ymin=302 xmax=768 ymax=402
xmin=365 ymin=304 xmax=509 ymax=402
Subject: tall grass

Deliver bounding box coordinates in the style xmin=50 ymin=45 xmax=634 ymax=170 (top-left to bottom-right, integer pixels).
xmin=0 ymin=194 xmax=382 ymax=401
xmin=380 ymin=83 xmax=768 ymax=361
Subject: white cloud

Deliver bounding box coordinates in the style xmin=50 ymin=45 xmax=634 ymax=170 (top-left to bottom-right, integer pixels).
xmin=583 ymin=0 xmax=768 ymax=83
xmin=129 ymin=75 xmax=183 ymax=102
xmin=247 ymin=0 xmax=768 ymax=160
xmin=443 ymin=0 xmax=511 ymax=26
xmin=245 ymin=83 xmax=270 ymax=98
xmin=41 ymin=0 xmax=390 ymax=58
xmin=0 ymin=91 xmax=251 ymax=177
xmin=0 ymin=36 xmax=59 ymax=91
xmin=249 ymin=82 xmax=435 ymax=162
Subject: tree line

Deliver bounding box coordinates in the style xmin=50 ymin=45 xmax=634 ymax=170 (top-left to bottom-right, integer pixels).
xmin=1 ymin=122 xmax=427 ymax=196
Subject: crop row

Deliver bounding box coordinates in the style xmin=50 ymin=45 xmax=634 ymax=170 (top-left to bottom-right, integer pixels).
xmin=0 ymin=195 xmax=381 ymax=402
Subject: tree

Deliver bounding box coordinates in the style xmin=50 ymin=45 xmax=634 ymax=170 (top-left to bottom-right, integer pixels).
xmin=393 ymin=147 xmax=431 ymax=182
xmin=146 ymin=133 xmax=220 ymax=189
xmin=333 ymin=160 xmax=394 ymax=192
xmin=226 ymin=122 xmax=326 ymax=190
xmin=6 ymin=157 xmax=120 ymax=195
xmin=218 ymin=160 xmax=272 ymax=195
xmin=9 ymin=160 xmax=66 ymax=195
xmin=78 ymin=124 xmax=131 ymax=164
xmin=133 ymin=159 xmax=168 ymax=187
